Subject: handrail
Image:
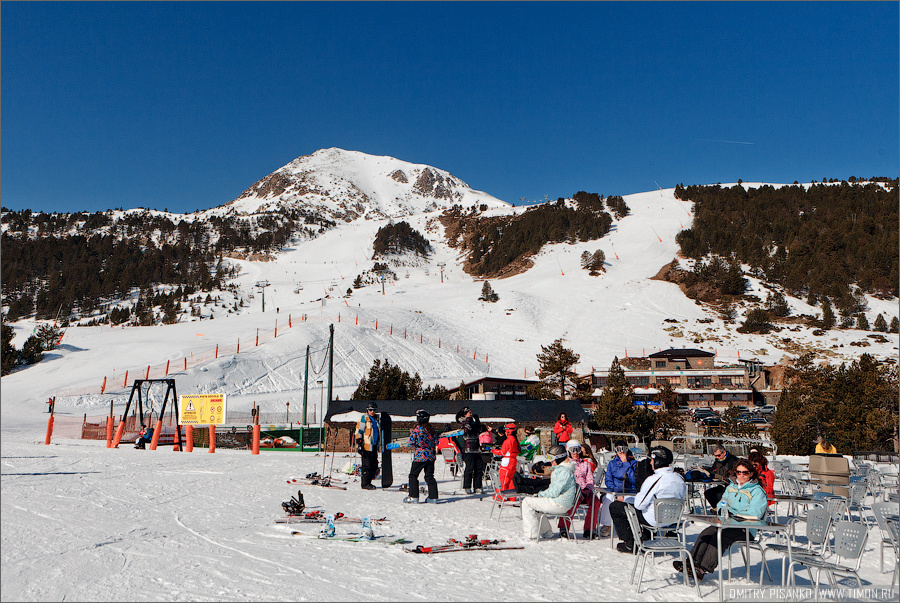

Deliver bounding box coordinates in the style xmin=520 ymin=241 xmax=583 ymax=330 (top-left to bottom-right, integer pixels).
xmin=672 ymin=434 xmax=778 ymax=460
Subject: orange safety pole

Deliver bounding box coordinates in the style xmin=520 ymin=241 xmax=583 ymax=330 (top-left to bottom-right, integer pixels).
xmin=289 ymin=315 xmax=292 ymax=328
xmin=184 ymin=358 xmax=187 ymax=370
xmin=106 ymin=416 xmax=114 ymax=448
xmin=256 ymin=329 xmax=259 ymax=346
xmin=44 ymin=413 xmax=54 ymax=445
xmin=485 ymin=354 xmax=488 ymax=363
xmin=215 ymin=345 xmax=219 ymax=359
xmin=237 ymin=339 xmax=240 ymax=354
xmin=101 ymin=376 xmax=107 ymax=394
xmin=474 ymin=351 xmax=477 ymax=360
xmin=274 ymin=321 xmax=277 ymax=338
xmin=420 ymin=334 xmax=423 ymax=344
xmin=145 ymin=365 xmax=150 ymax=380
xmin=111 ymin=419 xmax=126 ymax=448
xmin=438 ymin=339 xmax=441 ymax=348
xmin=123 ymin=370 xmax=128 ymax=388
xmin=338 ymin=314 xmax=341 ymax=323
xmin=44 ymin=400 xmax=56 ymax=446
xmin=404 ymin=329 xmax=406 ymax=339
xmin=172 ymin=430 xmax=180 ymax=451
xmin=165 ymin=360 xmax=170 ymax=375
xmin=149 ymin=418 xmax=163 ymax=450
xmin=456 ymin=345 xmax=459 ymax=353
xmin=252 ymin=424 xmax=261 ymax=455
xmin=355 ymin=315 xmax=358 ymax=325
xmin=208 ymin=425 xmax=216 ymax=453
xmin=185 ymin=425 xmax=194 ymax=452
xmin=375 ymin=320 xmax=378 ymax=330
xmin=390 ymin=325 xmax=392 ymax=335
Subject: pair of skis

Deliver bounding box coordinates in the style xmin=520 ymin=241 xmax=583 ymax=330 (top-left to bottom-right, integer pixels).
xmin=276 ymin=511 xmax=388 ymax=524
xmin=290 ymin=531 xmax=409 ymax=544
xmin=405 ymin=534 xmax=523 ymax=554
xmin=286 ymin=475 xmax=347 ymax=490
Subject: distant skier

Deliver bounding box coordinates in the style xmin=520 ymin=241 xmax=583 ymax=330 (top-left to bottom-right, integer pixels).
xmin=403 ymin=409 xmax=439 ymax=503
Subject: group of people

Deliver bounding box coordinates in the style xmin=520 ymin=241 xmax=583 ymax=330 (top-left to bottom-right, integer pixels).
xmin=353 ymin=404 xmax=778 ymax=582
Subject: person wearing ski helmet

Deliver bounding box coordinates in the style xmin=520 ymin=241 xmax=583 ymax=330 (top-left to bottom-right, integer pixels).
xmin=520 ymin=444 xmax=578 ymax=541
xmin=610 ymin=445 xmax=686 ymax=554
xmin=404 ymin=409 xmax=439 ymax=503
xmin=491 ymin=423 xmax=520 ymax=492
xmin=456 ymin=406 xmax=486 ymax=494
xmin=354 ymin=402 xmax=381 ymax=490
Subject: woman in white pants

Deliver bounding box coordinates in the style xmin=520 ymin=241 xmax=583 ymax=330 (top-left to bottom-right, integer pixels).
xmin=521 ymin=445 xmax=578 ymax=540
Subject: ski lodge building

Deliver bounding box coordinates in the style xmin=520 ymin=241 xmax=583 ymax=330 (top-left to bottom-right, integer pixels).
xmin=585 ymin=348 xmax=779 ymax=409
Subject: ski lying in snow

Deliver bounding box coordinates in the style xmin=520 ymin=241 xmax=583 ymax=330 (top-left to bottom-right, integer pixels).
xmin=404 ymin=535 xmax=523 ymax=554
xmin=275 ymin=511 xmax=388 ymax=523
xmin=290 ymin=531 xmax=409 ymax=544
xmin=286 ymin=475 xmax=347 ymax=490
xmin=386 ymin=429 xmax=464 ymax=450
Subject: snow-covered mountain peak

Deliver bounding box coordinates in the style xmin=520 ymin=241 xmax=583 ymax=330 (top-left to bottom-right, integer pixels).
xmin=208 ymin=148 xmax=511 ymax=222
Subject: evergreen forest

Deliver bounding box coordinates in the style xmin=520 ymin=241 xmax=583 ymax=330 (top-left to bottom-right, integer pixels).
xmin=674 ymin=181 xmax=899 ymax=300
xmin=442 ymin=191 xmax=622 ymax=278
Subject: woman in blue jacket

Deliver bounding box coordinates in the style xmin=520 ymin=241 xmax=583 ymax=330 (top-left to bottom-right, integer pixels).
xmin=598 ymin=440 xmax=637 ymax=536
xmin=674 ymin=458 xmax=769 ymax=581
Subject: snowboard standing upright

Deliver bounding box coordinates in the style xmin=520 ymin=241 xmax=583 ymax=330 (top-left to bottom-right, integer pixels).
xmin=380 ymin=412 xmax=392 ymax=488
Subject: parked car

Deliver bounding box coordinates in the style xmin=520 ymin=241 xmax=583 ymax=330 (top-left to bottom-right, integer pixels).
xmin=677 ymin=405 xmax=691 ymax=414
xmin=759 ymin=405 xmax=777 ymax=415
xmin=691 ymin=409 xmax=718 ymax=422
xmin=747 ymin=416 xmax=769 ymax=425
xmin=699 ymin=416 xmax=721 ymax=427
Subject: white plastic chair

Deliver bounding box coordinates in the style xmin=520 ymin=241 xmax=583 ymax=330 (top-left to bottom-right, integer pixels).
xmin=541 ymin=486 xmax=583 ymax=542
xmin=623 ymin=503 xmax=702 ymax=597
xmin=872 ymin=502 xmax=900 ymax=573
xmin=487 ymin=466 xmax=520 ymax=521
xmin=788 ymin=521 xmax=868 ymax=601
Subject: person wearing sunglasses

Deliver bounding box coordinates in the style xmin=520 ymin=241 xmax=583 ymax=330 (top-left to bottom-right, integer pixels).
xmin=598 ymin=440 xmax=637 ymax=537
xmin=701 ymin=445 xmax=737 ymax=511
xmin=674 ymin=458 xmax=768 ymax=581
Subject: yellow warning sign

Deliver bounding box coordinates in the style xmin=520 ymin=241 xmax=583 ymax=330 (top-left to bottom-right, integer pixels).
xmin=179 ymin=394 xmax=227 ymax=425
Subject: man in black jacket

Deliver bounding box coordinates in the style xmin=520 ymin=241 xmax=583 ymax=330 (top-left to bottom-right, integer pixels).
xmin=455 ymin=406 xmax=485 ymax=494
xmin=702 ymin=445 xmax=736 ymax=510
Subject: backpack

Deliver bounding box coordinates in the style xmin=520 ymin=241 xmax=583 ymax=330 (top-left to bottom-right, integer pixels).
xmin=634 ymin=458 xmax=654 ymax=490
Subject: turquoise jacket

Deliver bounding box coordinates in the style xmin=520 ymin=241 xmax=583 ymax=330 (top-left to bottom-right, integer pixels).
xmin=717 ymin=479 xmax=769 ymax=536
xmin=538 ymin=461 xmax=578 ymax=509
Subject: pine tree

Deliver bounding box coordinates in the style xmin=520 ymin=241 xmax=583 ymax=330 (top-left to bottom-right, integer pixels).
xmin=479 ymin=281 xmax=499 ymax=302
xmin=651 ymin=381 xmax=684 ymax=441
xmin=1 ymin=320 xmax=17 ymax=375
xmin=821 ymin=299 xmax=836 ymax=329
xmin=873 ymin=314 xmax=888 ymax=332
xmin=592 ymin=357 xmax=635 ymax=431
xmin=890 ymin=317 xmax=900 ymax=333
xmin=856 ymin=313 xmax=869 ymax=331
xmin=350 ymin=359 xmax=424 ymax=401
xmin=535 ymin=338 xmax=580 ymax=399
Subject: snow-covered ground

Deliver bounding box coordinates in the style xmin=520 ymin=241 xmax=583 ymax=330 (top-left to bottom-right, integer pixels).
xmin=3 ymin=439 xmax=898 ymax=602
xmin=2 ymin=179 xmax=898 ymax=601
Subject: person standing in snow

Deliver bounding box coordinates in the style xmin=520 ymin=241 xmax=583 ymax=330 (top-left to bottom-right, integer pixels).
xmin=404 ymin=409 xmax=439 ymax=503
xmin=456 ymin=406 xmax=485 ymax=494
xmin=552 ymin=412 xmax=573 ymax=446
xmin=354 ymin=402 xmax=381 ymax=490
xmin=492 ymin=423 xmax=520 ymax=491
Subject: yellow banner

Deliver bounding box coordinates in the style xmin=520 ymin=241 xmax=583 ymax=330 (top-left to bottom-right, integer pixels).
xmin=179 ymin=394 xmax=227 ymax=425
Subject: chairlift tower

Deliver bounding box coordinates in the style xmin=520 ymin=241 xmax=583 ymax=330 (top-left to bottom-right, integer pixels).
xmin=255 ymin=280 xmax=270 ymax=312
xmin=437 ymin=262 xmax=446 ymax=283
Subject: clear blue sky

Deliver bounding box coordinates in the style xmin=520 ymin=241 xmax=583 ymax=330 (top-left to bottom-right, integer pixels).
xmin=2 ymin=2 xmax=897 ymax=214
